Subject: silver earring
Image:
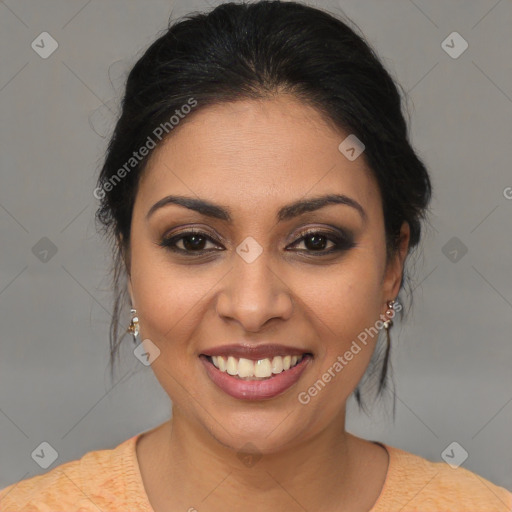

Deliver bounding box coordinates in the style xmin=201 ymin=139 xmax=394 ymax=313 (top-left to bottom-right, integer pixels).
xmin=382 ymin=299 xmax=396 ymax=330
xmin=127 ymin=308 xmax=139 ymax=344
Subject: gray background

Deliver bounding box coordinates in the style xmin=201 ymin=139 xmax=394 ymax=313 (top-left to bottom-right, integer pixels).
xmin=1 ymin=0 xmax=511 ymax=495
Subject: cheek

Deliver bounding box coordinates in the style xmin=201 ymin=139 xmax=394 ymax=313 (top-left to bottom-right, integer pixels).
xmin=133 ymin=278 xmax=209 ymax=348
xmin=295 ymin=250 xmax=385 ymax=401
xmin=302 ymin=257 xmax=384 ymax=342
xmin=128 ymin=240 xmax=205 ymax=348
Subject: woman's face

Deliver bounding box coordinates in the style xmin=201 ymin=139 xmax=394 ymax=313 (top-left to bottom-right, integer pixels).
xmin=127 ymin=95 xmax=409 ymax=453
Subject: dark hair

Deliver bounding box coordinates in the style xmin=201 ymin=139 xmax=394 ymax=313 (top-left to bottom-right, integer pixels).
xmin=95 ymin=0 xmax=432 ymax=417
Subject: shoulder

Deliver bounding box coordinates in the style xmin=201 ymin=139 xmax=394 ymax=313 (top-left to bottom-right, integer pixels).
xmin=374 ymin=443 xmax=512 ymax=511
xmin=0 ymin=435 xmax=138 ymax=512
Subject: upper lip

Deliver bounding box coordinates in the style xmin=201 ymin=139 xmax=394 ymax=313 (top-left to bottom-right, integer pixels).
xmin=201 ymin=344 xmax=312 ymax=360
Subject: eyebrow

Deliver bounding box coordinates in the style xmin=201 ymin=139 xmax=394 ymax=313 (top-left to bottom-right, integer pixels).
xmin=146 ymin=193 xmax=367 ymax=224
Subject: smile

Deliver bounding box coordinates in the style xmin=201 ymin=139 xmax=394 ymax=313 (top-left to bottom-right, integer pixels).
xmin=208 ymin=354 xmax=305 ymax=380
xmin=200 ymin=353 xmax=313 ymax=400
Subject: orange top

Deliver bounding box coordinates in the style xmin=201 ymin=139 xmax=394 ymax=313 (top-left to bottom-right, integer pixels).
xmin=1 ymin=430 xmax=511 ymax=512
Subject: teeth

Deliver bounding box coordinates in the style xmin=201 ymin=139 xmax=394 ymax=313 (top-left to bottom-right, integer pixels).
xmin=271 ymin=356 xmax=283 ymax=374
xmin=238 ymin=358 xmax=254 ymax=378
xmin=210 ymin=354 xmax=305 ymax=379
xmin=226 ymin=356 xmax=238 ymax=376
xmin=254 ymin=358 xmax=272 ymax=378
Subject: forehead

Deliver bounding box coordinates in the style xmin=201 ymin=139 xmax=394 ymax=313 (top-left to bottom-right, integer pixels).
xmin=137 ymin=96 xmax=380 ymax=220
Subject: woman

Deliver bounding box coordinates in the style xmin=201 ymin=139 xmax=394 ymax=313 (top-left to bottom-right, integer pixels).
xmin=1 ymin=1 xmax=511 ymax=511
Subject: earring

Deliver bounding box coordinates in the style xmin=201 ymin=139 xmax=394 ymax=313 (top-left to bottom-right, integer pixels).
xmin=127 ymin=308 xmax=139 ymax=344
xmin=380 ymin=299 xmax=397 ymax=390
xmin=382 ymin=299 xmax=396 ymax=330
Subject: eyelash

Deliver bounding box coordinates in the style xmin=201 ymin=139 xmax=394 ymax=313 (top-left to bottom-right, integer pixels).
xmin=157 ymin=228 xmax=356 ymax=257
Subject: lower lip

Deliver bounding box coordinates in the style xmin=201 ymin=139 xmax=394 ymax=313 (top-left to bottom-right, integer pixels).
xmin=200 ymin=355 xmax=312 ymax=400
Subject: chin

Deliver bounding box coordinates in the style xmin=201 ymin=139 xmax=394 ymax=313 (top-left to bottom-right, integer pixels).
xmin=199 ymin=407 xmax=309 ymax=455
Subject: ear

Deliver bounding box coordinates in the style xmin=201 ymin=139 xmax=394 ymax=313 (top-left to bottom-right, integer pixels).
xmin=381 ymin=221 xmax=410 ymax=303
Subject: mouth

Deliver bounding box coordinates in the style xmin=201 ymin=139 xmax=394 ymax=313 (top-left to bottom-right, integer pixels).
xmin=199 ymin=349 xmax=313 ymax=400
xmin=202 ymin=353 xmax=310 ymax=380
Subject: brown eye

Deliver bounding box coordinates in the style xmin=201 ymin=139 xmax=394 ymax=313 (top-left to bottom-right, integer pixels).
xmin=288 ymin=229 xmax=356 ymax=254
xmin=158 ymin=230 xmax=223 ymax=254
xmin=179 ymin=234 xmax=207 ymax=251
xmin=157 ymin=228 xmax=356 ymax=257
xmin=302 ymin=233 xmax=331 ymax=251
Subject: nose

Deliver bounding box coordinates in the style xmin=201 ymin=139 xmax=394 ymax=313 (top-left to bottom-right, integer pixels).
xmin=215 ymin=251 xmax=293 ymax=332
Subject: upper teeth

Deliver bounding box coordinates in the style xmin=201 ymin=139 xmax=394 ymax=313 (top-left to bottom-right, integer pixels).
xmin=211 ymin=355 xmax=304 ymax=379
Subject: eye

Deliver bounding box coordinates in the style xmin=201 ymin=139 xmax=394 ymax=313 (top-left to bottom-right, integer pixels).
xmin=157 ymin=227 xmax=356 ymax=257
xmin=158 ymin=229 xmax=223 ymax=254
xmin=287 ymin=229 xmax=355 ymax=254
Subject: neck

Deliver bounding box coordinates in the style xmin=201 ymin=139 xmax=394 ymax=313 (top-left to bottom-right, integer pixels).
xmin=151 ymin=408 xmax=368 ymax=512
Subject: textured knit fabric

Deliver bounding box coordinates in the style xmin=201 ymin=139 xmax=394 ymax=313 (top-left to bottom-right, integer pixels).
xmin=1 ymin=431 xmax=511 ymax=512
